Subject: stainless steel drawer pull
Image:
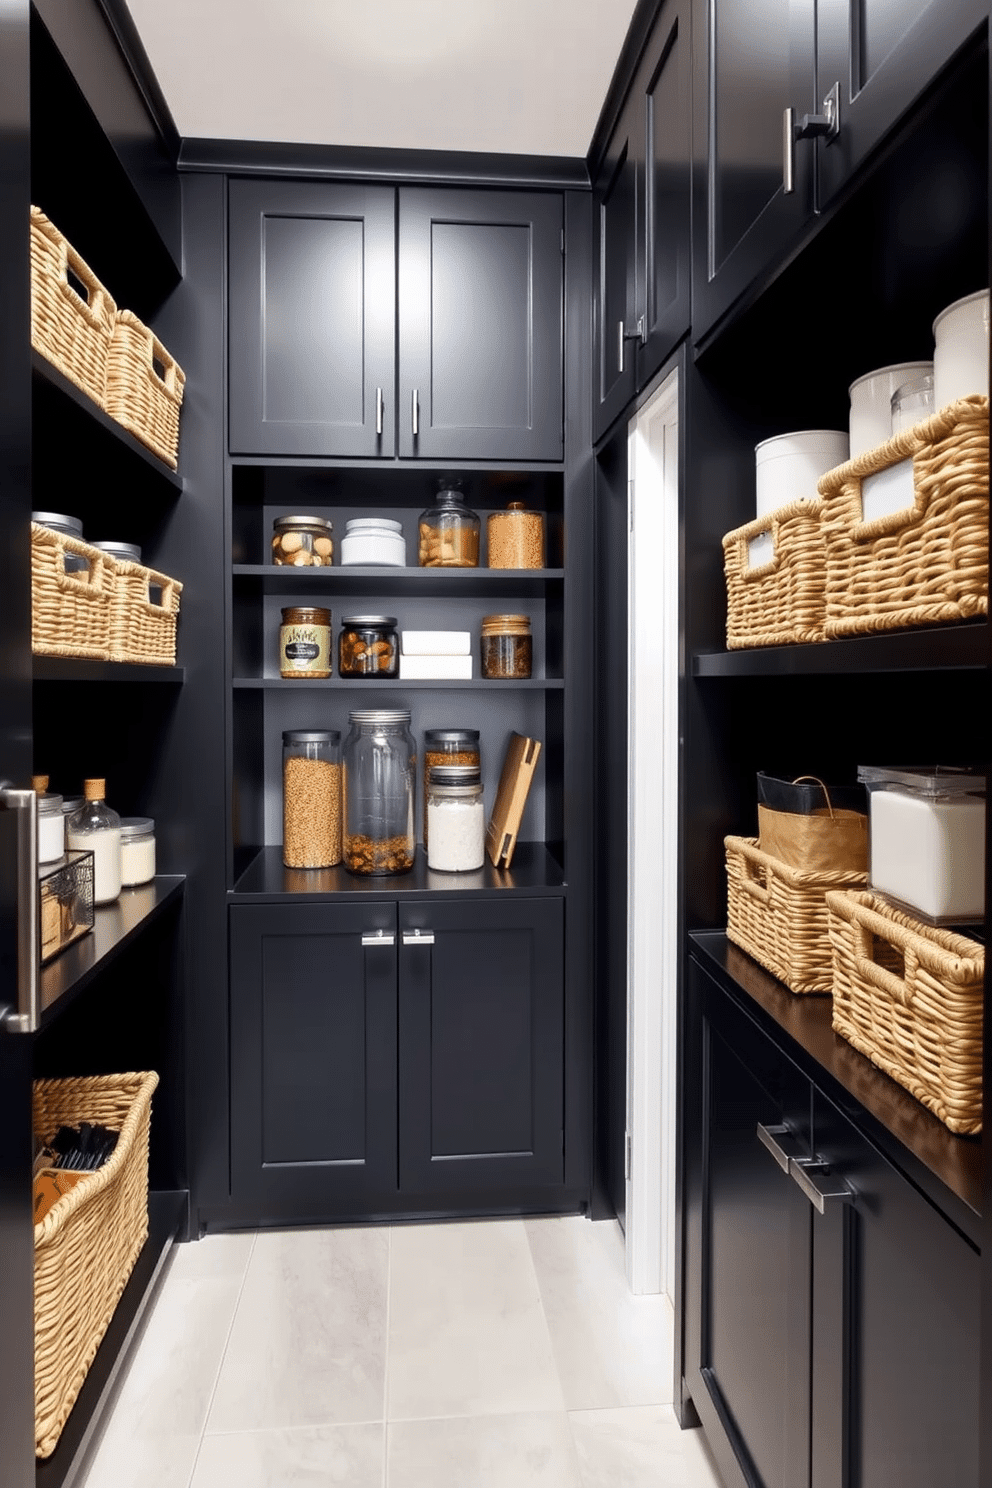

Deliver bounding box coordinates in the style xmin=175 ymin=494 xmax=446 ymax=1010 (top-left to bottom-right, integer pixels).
xmin=0 ymin=786 xmax=39 ymax=1034
xmin=412 ymin=388 xmax=419 ymax=437
xmin=782 ymin=107 xmax=796 ymax=194
xmin=788 ymin=1156 xmax=854 ymax=1214
xmin=361 ymin=929 xmax=395 ymax=947
xmin=617 ymin=317 xmax=645 ymax=374
xmin=756 ymin=1122 xmax=794 ymax=1172
xmin=376 ymin=386 xmax=384 ymax=436
xmin=402 ymin=929 xmax=434 ymax=946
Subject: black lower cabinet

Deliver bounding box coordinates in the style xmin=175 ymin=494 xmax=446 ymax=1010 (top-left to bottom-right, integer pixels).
xmin=229 ymin=895 xmax=564 ymax=1221
xmin=684 ymin=955 xmax=979 ymax=1488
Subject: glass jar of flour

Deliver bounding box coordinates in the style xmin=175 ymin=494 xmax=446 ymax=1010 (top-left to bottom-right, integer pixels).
xmin=120 ymin=818 xmax=157 ymax=887
xmin=426 ymin=764 xmax=485 ymax=872
xmin=66 ymin=780 xmax=121 ymax=904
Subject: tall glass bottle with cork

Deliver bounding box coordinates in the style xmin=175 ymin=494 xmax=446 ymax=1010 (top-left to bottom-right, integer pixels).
xmin=66 ymin=779 xmax=121 ymax=904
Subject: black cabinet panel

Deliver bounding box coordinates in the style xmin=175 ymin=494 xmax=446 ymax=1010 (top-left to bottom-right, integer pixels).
xmin=593 ymin=113 xmax=638 ymax=440
xmin=228 ymin=180 xmax=396 ymax=457
xmin=398 ymin=897 xmax=564 ymax=1192
xmin=638 ymin=0 xmax=691 ymax=381
xmin=398 ymin=188 xmax=563 ymax=461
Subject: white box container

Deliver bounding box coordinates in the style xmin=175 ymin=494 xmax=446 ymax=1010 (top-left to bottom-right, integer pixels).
xmin=848 ymin=362 xmax=933 ymax=457
xmin=932 ymin=289 xmax=989 ymax=408
xmin=339 ymin=518 xmax=407 ymax=567
xmin=755 ymin=430 xmax=849 ymax=518
xmin=401 ymin=630 xmax=472 ymax=655
xmin=399 ymin=653 xmax=473 ymax=680
xmin=858 ymin=765 xmax=986 ymax=924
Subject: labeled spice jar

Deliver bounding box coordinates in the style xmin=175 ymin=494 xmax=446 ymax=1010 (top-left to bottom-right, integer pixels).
xmin=283 ymin=730 xmax=342 ymax=869
xmin=66 ymin=779 xmax=121 ymax=905
xmin=120 ymin=818 xmax=156 ymax=887
xmin=271 ymin=515 xmax=334 ymax=567
xmin=343 ymin=710 xmax=415 ymax=875
xmin=422 ymin=729 xmax=481 ymax=846
xmin=427 ymin=765 xmax=485 ymax=872
xmin=481 ymin=614 xmax=532 ymax=679
xmin=418 ymin=479 xmax=480 ymax=567
xmin=280 ymin=606 xmax=332 ymax=678
xmin=338 ymin=615 xmax=399 ymax=678
xmin=487 ymin=501 xmax=545 ymax=569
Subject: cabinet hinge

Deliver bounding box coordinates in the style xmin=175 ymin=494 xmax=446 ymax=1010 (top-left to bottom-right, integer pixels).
xmin=625 ymin=1131 xmax=632 ymax=1181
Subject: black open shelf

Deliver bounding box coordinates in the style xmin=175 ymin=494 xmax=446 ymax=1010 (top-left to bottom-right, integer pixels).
xmin=35 ymin=1188 xmax=187 ymax=1488
xmin=33 ymin=657 xmax=185 ymax=684
xmin=233 ymin=676 xmax=563 ymax=691
xmin=232 ymin=841 xmax=566 ymax=900
xmin=40 ymin=877 xmax=185 ymax=1026
xmin=689 ymin=930 xmax=982 ymax=1241
xmin=692 ymin=621 xmax=990 ymax=677
xmin=233 ymin=564 xmax=564 ymax=598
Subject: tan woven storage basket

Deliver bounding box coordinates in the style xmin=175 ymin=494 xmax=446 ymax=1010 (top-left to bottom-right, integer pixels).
xmin=109 ymin=559 xmax=183 ymax=665
xmin=31 ymin=523 xmax=114 ymax=661
xmin=726 ymin=835 xmax=867 ymax=994
xmin=817 ymin=395 xmax=989 ymax=637
xmin=722 ymin=499 xmax=826 ymax=648
xmin=826 ymin=890 xmax=984 ymax=1135
xmin=104 ymin=310 xmax=186 ymax=470
xmin=33 ymin=1071 xmax=159 ymax=1458
xmin=30 ymin=207 xmax=117 ymax=407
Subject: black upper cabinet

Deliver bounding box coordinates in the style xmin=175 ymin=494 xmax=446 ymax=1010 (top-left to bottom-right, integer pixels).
xmin=229 ymin=180 xmax=397 ymax=458
xmin=593 ymin=0 xmax=691 ymax=442
xmin=229 ymin=180 xmax=563 ymax=461
xmin=692 ymin=0 xmax=988 ymax=344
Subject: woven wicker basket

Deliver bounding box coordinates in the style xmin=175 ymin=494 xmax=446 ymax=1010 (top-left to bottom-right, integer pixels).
xmin=722 ymin=499 xmax=826 ymax=648
xmin=817 ymin=395 xmax=989 ymax=637
xmin=726 ymin=835 xmax=867 ymax=994
xmin=30 ymin=207 xmax=117 ymax=408
xmin=33 ymin=1071 xmax=159 ymax=1458
xmin=109 ymin=559 xmax=183 ymax=666
xmin=31 ymin=523 xmax=114 ymax=661
xmin=826 ymin=890 xmax=984 ymax=1135
xmin=104 ymin=310 xmax=186 ymax=470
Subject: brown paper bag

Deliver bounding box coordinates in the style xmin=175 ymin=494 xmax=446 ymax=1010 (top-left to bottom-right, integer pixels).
xmin=758 ymin=802 xmax=868 ymax=874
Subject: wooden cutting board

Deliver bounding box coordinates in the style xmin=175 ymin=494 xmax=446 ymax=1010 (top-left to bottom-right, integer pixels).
xmin=486 ymin=732 xmax=542 ymax=869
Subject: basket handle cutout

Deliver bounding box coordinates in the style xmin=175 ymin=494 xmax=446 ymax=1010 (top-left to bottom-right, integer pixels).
xmin=66 ymin=264 xmax=91 ymax=306
xmin=852 ymin=921 xmax=913 ymax=1007
xmin=146 ymin=334 xmax=177 ymax=393
xmin=741 ymin=852 xmax=771 ymax=904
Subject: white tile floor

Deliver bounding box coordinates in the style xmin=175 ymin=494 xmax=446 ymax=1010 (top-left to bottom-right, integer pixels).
xmin=79 ymin=1215 xmax=725 ymax=1488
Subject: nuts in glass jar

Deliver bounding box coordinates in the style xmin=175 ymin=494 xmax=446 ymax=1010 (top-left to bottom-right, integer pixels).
xmin=338 ymin=616 xmax=399 ymax=678
xmin=271 ymin=515 xmax=334 ymax=567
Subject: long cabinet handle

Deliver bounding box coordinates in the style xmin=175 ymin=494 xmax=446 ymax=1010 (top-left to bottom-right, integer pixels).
xmin=756 ymin=1122 xmax=795 ymax=1172
xmin=412 ymin=388 xmax=419 ymax=438
xmin=0 ymin=786 xmax=39 ymax=1034
xmin=376 ymin=386 xmax=384 ymax=437
xmin=788 ymin=1157 xmax=854 ymax=1214
xmin=783 ymin=107 xmax=796 ymax=195
xmin=402 ymin=929 xmax=434 ymax=946
xmin=361 ymin=929 xmax=395 ymax=947
xmin=617 ymin=317 xmax=645 ymax=374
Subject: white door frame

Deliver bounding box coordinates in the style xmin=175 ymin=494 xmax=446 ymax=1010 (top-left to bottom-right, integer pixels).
xmin=625 ymin=369 xmax=680 ymax=1298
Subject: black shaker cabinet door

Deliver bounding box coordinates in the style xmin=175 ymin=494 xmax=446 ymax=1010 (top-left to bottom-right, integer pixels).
xmin=228 ymin=179 xmax=396 ymax=457
xmin=592 ymin=100 xmax=639 ymax=443
xmin=397 ymin=188 xmax=563 ymax=461
xmin=397 ymin=897 xmax=564 ymax=1194
xmin=229 ymin=903 xmax=398 ymax=1217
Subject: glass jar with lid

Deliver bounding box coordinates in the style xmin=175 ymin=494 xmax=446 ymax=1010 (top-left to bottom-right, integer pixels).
xmin=33 ymin=777 xmax=65 ymax=865
xmin=32 ymin=510 xmax=88 ymax=573
xmin=481 ymin=614 xmax=533 ymax=678
xmin=426 ymin=765 xmax=485 ymax=872
xmin=418 ymin=478 xmax=480 ymax=567
xmin=120 ymin=818 xmax=156 ymax=887
xmin=343 ymin=710 xmax=416 ymax=875
xmin=338 ymin=616 xmax=399 ymax=677
xmin=280 ymin=606 xmax=332 ymax=678
xmin=66 ymin=779 xmax=121 ymax=905
xmin=283 ymin=730 xmax=342 ymax=869
xmin=422 ymin=729 xmax=481 ymax=845
xmin=486 ymin=500 xmax=545 ymax=569
xmin=271 ymin=515 xmax=334 ymax=567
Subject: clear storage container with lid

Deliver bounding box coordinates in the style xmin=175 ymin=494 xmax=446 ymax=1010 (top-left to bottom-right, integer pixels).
xmin=66 ymin=779 xmax=121 ymax=905
xmin=857 ymin=765 xmax=986 ymax=923
xmin=481 ymin=614 xmax=532 ymax=678
xmin=120 ymin=818 xmax=156 ymax=886
xmin=340 ymin=518 xmax=407 ymax=567
xmin=91 ymin=540 xmax=142 ymax=563
xmin=283 ymin=730 xmax=342 ymax=868
xmin=343 ymin=710 xmax=415 ymax=875
xmin=271 ymin=515 xmax=334 ymax=567
xmin=418 ymin=479 xmax=480 ymax=567
xmin=426 ymin=764 xmax=485 ymax=872
xmin=339 ymin=616 xmax=399 ymax=677
xmin=890 ymin=373 xmax=935 ymax=435
xmin=486 ymin=501 xmax=545 ymax=569
xmin=422 ymin=729 xmax=481 ymax=845
xmin=32 ymin=510 xmax=87 ymax=573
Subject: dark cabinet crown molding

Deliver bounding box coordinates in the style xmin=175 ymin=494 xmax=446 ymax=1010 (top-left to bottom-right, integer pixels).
xmin=179 ymin=136 xmax=591 ymax=191
xmin=586 ymin=0 xmax=670 ymax=178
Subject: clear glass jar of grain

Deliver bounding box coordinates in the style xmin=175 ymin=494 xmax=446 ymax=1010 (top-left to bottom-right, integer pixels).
xmin=422 ymin=728 xmax=481 ymax=845
xmin=282 ymin=730 xmax=342 ymax=868
xmin=486 ymin=500 xmax=545 ymax=569
xmin=480 ymin=615 xmax=532 ymax=678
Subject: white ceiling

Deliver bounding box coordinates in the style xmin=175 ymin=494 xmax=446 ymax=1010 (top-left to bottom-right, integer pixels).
xmin=126 ymin=0 xmax=639 ymax=158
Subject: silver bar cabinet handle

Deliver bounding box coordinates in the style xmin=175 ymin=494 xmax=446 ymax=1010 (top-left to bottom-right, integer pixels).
xmin=783 ymin=106 xmax=795 ymax=194
xmin=412 ymin=388 xmax=419 ymax=437
xmin=789 ymin=1157 xmax=854 ymax=1214
xmin=375 ymin=386 xmax=384 ymax=437
xmin=0 ymin=786 xmax=39 ymax=1034
xmin=402 ymin=929 xmax=434 ymax=946
xmin=617 ymin=317 xmax=645 ymax=374
xmin=361 ymin=929 xmax=395 ymax=948
xmin=756 ymin=1122 xmax=794 ymax=1173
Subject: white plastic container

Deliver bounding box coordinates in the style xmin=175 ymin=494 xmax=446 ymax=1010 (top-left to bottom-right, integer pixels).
xmin=37 ymin=793 xmax=65 ymax=865
xmin=932 ymin=289 xmax=989 ymax=408
xmin=755 ymin=431 xmax=849 ymax=518
xmin=848 ymin=362 xmax=933 ymax=457
xmin=858 ymin=765 xmax=986 ymax=924
xmin=339 ymin=518 xmax=407 ymax=567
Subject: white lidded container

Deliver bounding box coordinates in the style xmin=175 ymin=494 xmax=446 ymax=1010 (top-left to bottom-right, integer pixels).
xmin=37 ymin=792 xmax=65 ymax=865
xmin=754 ymin=431 xmax=849 ymax=518
xmin=858 ymin=765 xmax=986 ymax=924
xmin=120 ymin=817 xmax=156 ymax=887
xmin=426 ymin=765 xmax=485 ymax=872
xmin=848 ymin=362 xmax=933 ymax=457
xmin=66 ymin=779 xmax=121 ymax=906
xmin=932 ymin=289 xmax=989 ymax=408
xmin=340 ymin=517 xmax=407 ymax=567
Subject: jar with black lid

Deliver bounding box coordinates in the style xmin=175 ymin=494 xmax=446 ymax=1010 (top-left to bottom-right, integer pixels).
xmin=480 ymin=615 xmax=532 ymax=679
xmin=422 ymin=728 xmax=481 ymax=844
xmin=338 ymin=616 xmax=399 ymax=678
xmin=279 ymin=606 xmax=332 ymax=678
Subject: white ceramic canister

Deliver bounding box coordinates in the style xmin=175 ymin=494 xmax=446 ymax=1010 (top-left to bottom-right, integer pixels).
xmin=119 ymin=818 xmax=156 ymax=887
xmin=754 ymin=431 xmax=849 ymax=518
xmin=37 ymin=792 xmax=65 ymax=864
xmin=932 ymin=289 xmax=990 ymax=408
xmin=340 ymin=518 xmax=407 ymax=567
xmin=848 ymin=362 xmax=933 ymax=457
xmin=858 ymin=765 xmax=986 ymax=923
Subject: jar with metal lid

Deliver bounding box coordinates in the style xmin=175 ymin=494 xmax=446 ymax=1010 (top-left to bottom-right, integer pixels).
xmin=33 ymin=776 xmax=65 ymax=865
xmin=91 ymin=540 xmax=142 ymax=563
xmin=422 ymin=729 xmax=481 ymax=845
xmin=66 ymin=779 xmax=121 ymax=905
xmin=486 ymin=501 xmax=545 ymax=570
xmin=271 ymin=515 xmax=334 ymax=567
xmin=120 ymin=818 xmax=156 ymax=887
xmin=283 ymin=730 xmax=342 ymax=869
xmin=32 ymin=510 xmax=88 ymax=573
xmin=338 ymin=615 xmax=399 ymax=677
xmin=340 ymin=517 xmax=407 ymax=567
xmin=427 ymin=764 xmax=485 ymax=872
xmin=343 ymin=710 xmax=416 ymax=875
xmin=890 ymin=373 xmax=936 ymax=436
xmin=280 ymin=606 xmax=332 ymax=678
xmin=418 ymin=478 xmax=480 ymax=567
xmin=481 ymin=615 xmax=532 ymax=679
